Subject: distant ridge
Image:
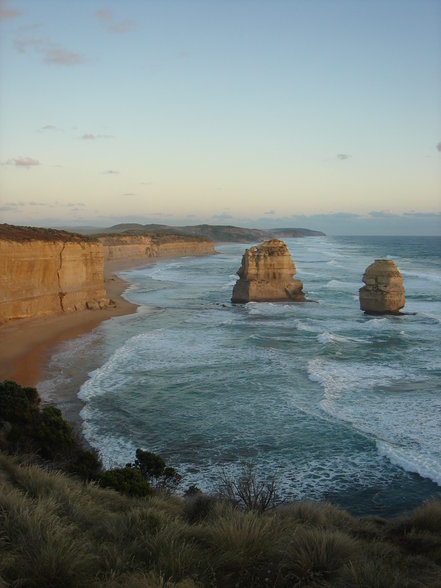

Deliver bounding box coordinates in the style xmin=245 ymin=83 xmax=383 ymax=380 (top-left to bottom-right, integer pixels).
xmin=78 ymin=223 xmax=325 ymax=243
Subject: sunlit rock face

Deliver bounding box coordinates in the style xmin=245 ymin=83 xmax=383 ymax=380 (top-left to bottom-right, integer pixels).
xmin=231 ymin=239 xmax=305 ymax=303
xmin=359 ymin=259 xmax=405 ymax=314
xmin=0 ymin=237 xmax=109 ymax=323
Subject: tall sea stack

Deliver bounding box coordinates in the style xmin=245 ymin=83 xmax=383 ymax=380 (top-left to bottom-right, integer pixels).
xmin=359 ymin=259 xmax=405 ymax=314
xmin=231 ymin=239 xmax=305 ymax=303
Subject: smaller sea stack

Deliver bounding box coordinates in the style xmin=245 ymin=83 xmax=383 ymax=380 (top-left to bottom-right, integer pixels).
xmin=359 ymin=259 xmax=405 ymax=314
xmin=231 ymin=239 xmax=305 ymax=303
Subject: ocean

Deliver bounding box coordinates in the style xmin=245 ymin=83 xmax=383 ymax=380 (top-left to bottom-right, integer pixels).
xmin=38 ymin=236 xmax=441 ymax=517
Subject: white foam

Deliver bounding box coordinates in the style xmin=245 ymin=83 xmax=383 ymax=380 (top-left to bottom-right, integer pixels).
xmin=401 ymin=270 xmax=441 ymax=284
xmin=307 ymin=357 xmax=441 ymax=486
xmin=317 ymin=331 xmax=355 ymax=344
xmin=377 ymin=441 xmax=441 ymax=487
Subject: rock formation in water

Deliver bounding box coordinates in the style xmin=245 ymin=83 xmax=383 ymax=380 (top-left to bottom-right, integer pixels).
xmin=359 ymin=259 xmax=405 ymax=314
xmin=231 ymin=239 xmax=306 ymax=303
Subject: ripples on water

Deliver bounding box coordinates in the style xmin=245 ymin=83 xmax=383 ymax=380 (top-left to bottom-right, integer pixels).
xmin=39 ymin=236 xmax=441 ymax=516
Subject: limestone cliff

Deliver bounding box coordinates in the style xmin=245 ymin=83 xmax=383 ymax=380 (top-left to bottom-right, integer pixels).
xmin=0 ymin=225 xmax=109 ymax=323
xmin=99 ymin=233 xmax=215 ymax=262
xmin=359 ymin=259 xmax=405 ymax=314
xmin=0 ymin=225 xmax=215 ymax=323
xmin=232 ymin=239 xmax=306 ymax=303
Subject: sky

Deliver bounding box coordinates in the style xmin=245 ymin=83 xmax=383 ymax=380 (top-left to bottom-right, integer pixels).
xmin=0 ymin=0 xmax=440 ymax=235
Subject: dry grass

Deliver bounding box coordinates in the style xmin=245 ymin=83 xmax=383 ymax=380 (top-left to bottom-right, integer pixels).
xmin=1 ymin=452 xmax=440 ymax=587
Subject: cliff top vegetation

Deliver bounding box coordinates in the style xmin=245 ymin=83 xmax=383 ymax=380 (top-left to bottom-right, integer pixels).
xmin=0 ymin=223 xmax=97 ymax=243
xmin=97 ymin=230 xmax=212 ymax=244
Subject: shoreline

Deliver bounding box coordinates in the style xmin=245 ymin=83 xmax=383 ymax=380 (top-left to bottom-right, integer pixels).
xmin=0 ymin=257 xmax=150 ymax=395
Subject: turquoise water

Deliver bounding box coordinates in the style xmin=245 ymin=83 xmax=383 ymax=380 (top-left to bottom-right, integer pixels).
xmin=39 ymin=236 xmax=441 ymax=516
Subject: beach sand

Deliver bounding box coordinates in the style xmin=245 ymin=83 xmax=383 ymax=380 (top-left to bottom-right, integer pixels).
xmin=0 ymin=258 xmax=152 ymax=393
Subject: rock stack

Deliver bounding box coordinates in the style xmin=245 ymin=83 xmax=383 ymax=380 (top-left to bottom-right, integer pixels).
xmin=359 ymin=259 xmax=405 ymax=314
xmin=231 ymin=239 xmax=305 ymax=303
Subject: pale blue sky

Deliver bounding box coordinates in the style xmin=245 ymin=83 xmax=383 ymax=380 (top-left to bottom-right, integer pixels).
xmin=0 ymin=0 xmax=440 ymax=234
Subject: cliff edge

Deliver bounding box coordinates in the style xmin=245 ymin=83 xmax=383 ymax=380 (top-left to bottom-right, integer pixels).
xmin=0 ymin=224 xmax=109 ymax=323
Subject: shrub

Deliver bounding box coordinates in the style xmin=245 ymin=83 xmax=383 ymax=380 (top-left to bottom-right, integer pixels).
xmin=99 ymin=467 xmax=154 ymax=498
xmin=0 ymin=380 xmax=40 ymax=444
xmin=69 ymin=448 xmax=102 ymax=481
xmin=34 ymin=406 xmax=75 ymax=459
xmin=278 ymin=526 xmax=359 ymax=584
xmin=218 ymin=462 xmax=279 ymax=513
xmin=130 ymin=449 xmax=182 ymax=494
xmin=184 ymin=494 xmax=217 ymax=524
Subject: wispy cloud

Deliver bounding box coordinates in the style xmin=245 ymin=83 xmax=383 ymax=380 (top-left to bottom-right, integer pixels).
xmin=103 ymin=169 xmax=119 ymax=174
xmin=15 ymin=37 xmax=84 ymax=65
xmin=264 ymin=209 xmax=275 ymax=215
xmin=38 ymin=124 xmax=63 ymax=133
xmin=5 ymin=156 xmax=40 ymax=168
xmin=95 ymin=8 xmax=135 ymax=33
xmin=82 ymin=133 xmax=114 ymax=140
xmin=212 ymin=213 xmax=233 ymax=220
xmin=121 ymin=192 xmax=136 ymax=196
xmin=336 ymin=153 xmax=350 ymax=160
xmin=0 ymin=0 xmax=21 ymax=21
xmin=436 ymin=142 xmax=441 ymax=153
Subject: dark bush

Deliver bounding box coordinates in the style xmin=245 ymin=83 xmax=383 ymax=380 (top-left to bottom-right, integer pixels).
xmin=130 ymin=448 xmax=182 ymax=493
xmin=184 ymin=493 xmax=217 ymax=524
xmin=70 ymin=448 xmax=102 ymax=481
xmin=0 ymin=380 xmax=40 ymax=443
xmin=35 ymin=406 xmax=75 ymax=459
xmin=99 ymin=466 xmax=154 ymax=497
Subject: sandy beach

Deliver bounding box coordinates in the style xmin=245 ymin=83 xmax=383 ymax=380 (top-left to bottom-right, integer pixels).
xmin=0 ymin=259 xmax=150 ymax=391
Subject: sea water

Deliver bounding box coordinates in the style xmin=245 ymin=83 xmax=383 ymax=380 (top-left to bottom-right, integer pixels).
xmin=38 ymin=236 xmax=441 ymax=516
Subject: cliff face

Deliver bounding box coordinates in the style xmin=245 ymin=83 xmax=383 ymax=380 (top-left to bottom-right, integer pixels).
xmin=0 ymin=227 xmax=109 ymax=323
xmin=232 ymin=239 xmax=305 ymax=303
xmin=0 ymin=225 xmax=215 ymax=324
xmin=99 ymin=234 xmax=215 ymax=262
xmin=359 ymin=259 xmax=405 ymax=314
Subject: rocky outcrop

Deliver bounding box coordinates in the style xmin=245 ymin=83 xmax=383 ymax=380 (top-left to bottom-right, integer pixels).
xmin=359 ymin=259 xmax=405 ymax=314
xmin=99 ymin=234 xmax=215 ymax=262
xmin=0 ymin=225 xmax=109 ymax=323
xmin=232 ymin=239 xmax=305 ymax=303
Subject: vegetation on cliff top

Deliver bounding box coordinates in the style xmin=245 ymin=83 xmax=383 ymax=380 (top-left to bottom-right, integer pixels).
xmin=0 ymin=223 xmax=97 ymax=243
xmin=1 ymin=380 xmax=440 ymax=587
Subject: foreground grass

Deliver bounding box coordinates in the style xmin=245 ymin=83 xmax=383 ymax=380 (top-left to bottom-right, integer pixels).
xmin=1 ymin=454 xmax=440 ymax=587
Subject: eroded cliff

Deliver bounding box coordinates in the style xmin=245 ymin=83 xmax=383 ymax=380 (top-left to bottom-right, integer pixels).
xmin=99 ymin=233 xmax=215 ymax=262
xmin=0 ymin=225 xmax=109 ymax=323
xmin=0 ymin=225 xmax=215 ymax=323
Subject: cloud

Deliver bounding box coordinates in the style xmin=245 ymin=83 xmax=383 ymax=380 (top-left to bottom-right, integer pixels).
xmin=95 ymin=8 xmax=135 ymax=33
xmin=212 ymin=213 xmax=233 ymax=220
xmin=0 ymin=0 xmax=21 ymax=20
xmin=437 ymin=142 xmax=441 ymax=153
xmin=82 ymin=133 xmax=114 ymax=140
xmin=264 ymin=209 xmax=275 ymax=215
xmin=38 ymin=124 xmax=62 ymax=132
xmin=5 ymin=156 xmax=40 ymax=168
xmin=103 ymin=169 xmax=119 ymax=174
xmin=15 ymin=37 xmax=84 ymax=65
xmin=121 ymin=192 xmax=136 ymax=196
xmin=368 ymin=210 xmax=394 ymax=218
xmin=337 ymin=153 xmax=350 ymax=160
